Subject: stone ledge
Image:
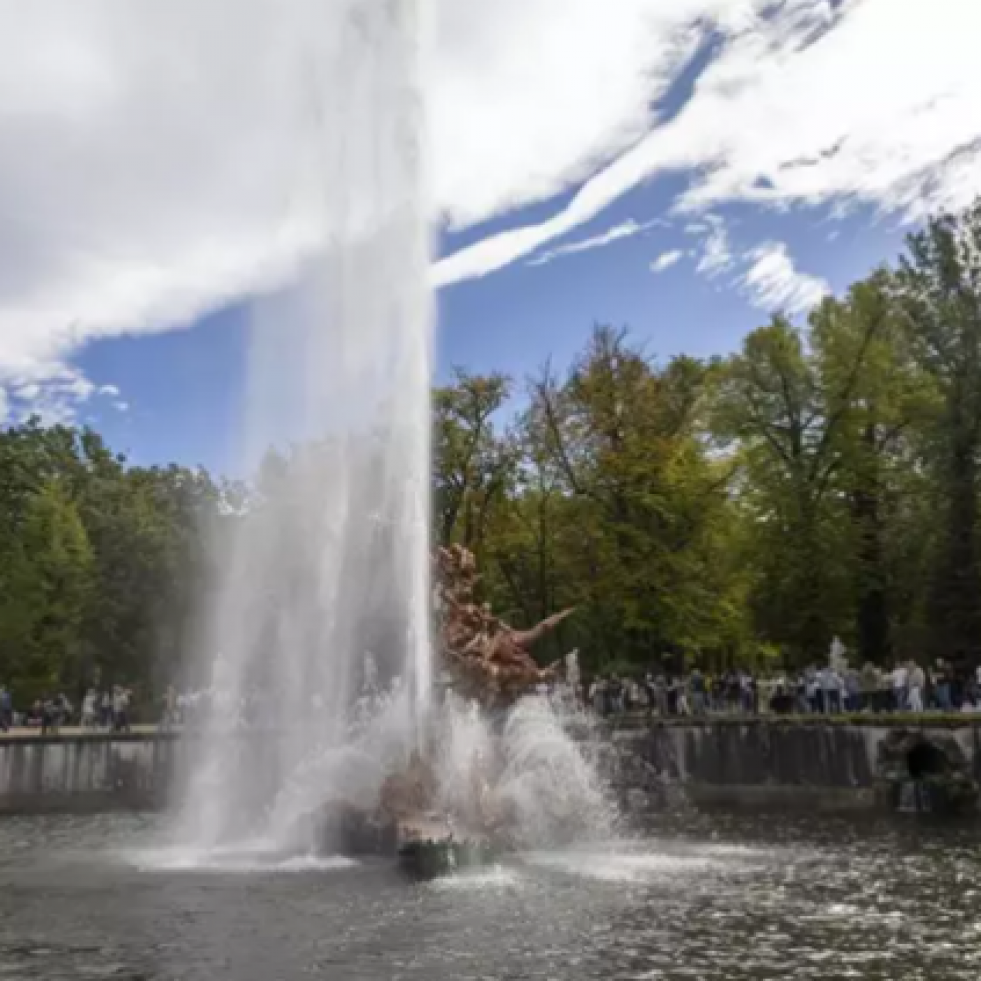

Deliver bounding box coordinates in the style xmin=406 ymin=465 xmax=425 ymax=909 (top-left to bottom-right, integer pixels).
xmin=685 ymin=783 xmax=876 ymax=812
xmin=608 ymin=714 xmax=981 ymax=731
xmin=0 ymin=729 xmax=180 ymax=747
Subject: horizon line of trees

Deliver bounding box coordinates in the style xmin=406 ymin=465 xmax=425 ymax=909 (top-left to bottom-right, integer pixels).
xmin=3 ymin=201 xmax=981 ymax=700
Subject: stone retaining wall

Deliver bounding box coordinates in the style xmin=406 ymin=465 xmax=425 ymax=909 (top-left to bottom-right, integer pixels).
xmin=0 ymin=734 xmax=177 ymax=813
xmin=2 ymin=721 xmax=980 ymax=815
xmin=607 ymin=720 xmax=981 ymax=812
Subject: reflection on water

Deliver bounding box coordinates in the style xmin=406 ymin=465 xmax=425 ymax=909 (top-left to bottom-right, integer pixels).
xmin=1 ymin=810 xmax=980 ymax=980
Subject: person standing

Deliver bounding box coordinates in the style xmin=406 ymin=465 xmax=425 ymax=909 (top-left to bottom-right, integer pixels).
xmin=0 ymin=687 xmax=12 ymax=732
xmin=690 ymin=669 xmax=707 ymax=716
xmin=55 ymin=692 xmax=71 ymax=728
xmin=891 ymin=662 xmax=909 ymax=712
xmin=40 ymin=695 xmax=58 ymax=736
xmin=933 ymin=661 xmax=952 ymax=711
xmin=610 ymin=675 xmax=625 ymax=714
xmin=908 ymin=662 xmax=926 ymax=712
xmin=112 ymin=686 xmax=131 ymax=732
xmin=81 ymin=689 xmax=98 ymax=729
xmin=644 ymin=672 xmax=657 ymax=716
xmin=675 ymin=677 xmax=690 ymax=716
xmin=100 ymin=690 xmax=113 ymax=729
xmin=818 ymin=665 xmax=834 ymax=713
xmin=739 ymin=671 xmax=753 ymax=713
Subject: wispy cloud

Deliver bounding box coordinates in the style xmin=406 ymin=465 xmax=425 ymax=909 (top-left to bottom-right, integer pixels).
xmin=694 ymin=217 xmax=733 ymax=278
xmin=1 ymin=0 xmax=980 ymax=386
xmin=650 ymin=249 xmax=684 ymax=273
xmin=686 ymin=215 xmax=827 ymax=315
xmin=436 ymin=0 xmax=981 ymax=285
xmin=738 ymin=241 xmax=829 ymax=315
xmin=3 ymin=366 xmax=117 ymax=424
xmin=528 ymin=219 xmax=657 ymax=266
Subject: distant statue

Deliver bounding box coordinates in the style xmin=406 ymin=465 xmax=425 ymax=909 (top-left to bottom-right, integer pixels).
xmin=830 ymin=636 xmax=847 ymax=672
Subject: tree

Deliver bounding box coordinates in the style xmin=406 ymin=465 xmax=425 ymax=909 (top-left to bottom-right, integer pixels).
xmin=895 ymin=202 xmax=981 ymax=665
xmin=713 ymin=317 xmax=854 ymax=663
xmin=1 ymin=199 xmax=980 ymax=697
xmin=0 ymin=481 xmax=93 ymax=699
xmin=811 ymin=274 xmax=937 ymax=663
xmin=433 ymin=370 xmax=515 ymax=554
xmin=525 ymin=326 xmax=741 ymax=670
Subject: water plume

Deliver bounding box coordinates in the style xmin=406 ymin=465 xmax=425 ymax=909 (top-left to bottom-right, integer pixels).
xmin=175 ymin=0 xmax=432 ymax=857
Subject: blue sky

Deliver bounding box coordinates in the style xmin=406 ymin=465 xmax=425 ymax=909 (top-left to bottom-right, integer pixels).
xmin=2 ymin=0 xmax=979 ymax=476
xmin=74 ymin=189 xmax=906 ymax=474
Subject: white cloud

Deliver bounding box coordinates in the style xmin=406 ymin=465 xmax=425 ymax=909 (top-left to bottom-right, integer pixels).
xmin=15 ymin=383 xmax=41 ymax=401
xmin=430 ymin=0 xmax=711 ymax=229
xmin=738 ymin=241 xmax=829 ymax=314
xmin=3 ymin=363 xmax=105 ymax=423
xmin=528 ymin=219 xmax=657 ymax=266
xmin=0 ymin=0 xmax=715 ymax=396
xmin=650 ymin=249 xmax=684 ymax=274
xmin=98 ymin=384 xmax=121 ymax=397
xmin=694 ymin=216 xmax=734 ymax=278
xmin=0 ymin=0 xmax=979 ymax=397
xmin=436 ymin=0 xmax=981 ymax=283
xmin=686 ymin=215 xmax=827 ymax=314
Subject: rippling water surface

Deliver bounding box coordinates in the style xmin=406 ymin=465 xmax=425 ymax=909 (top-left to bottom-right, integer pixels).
xmin=1 ymin=810 xmax=979 ymax=980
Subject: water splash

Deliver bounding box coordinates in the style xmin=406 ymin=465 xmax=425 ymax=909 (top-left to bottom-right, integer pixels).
xmin=133 ymin=844 xmax=359 ymax=874
xmin=418 ymin=693 xmax=615 ymax=850
xmin=495 ymin=696 xmax=616 ymax=847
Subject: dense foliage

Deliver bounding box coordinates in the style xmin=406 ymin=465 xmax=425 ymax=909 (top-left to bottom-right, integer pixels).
xmin=3 ymin=203 xmax=981 ymax=697
xmin=0 ymin=422 xmax=233 ymax=703
xmin=435 ymin=203 xmax=981 ymax=674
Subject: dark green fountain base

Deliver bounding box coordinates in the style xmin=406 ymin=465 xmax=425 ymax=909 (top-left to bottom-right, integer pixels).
xmin=397 ymin=839 xmax=502 ymax=880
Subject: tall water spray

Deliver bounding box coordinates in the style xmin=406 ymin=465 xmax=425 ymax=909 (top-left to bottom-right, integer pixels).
xmin=176 ymin=0 xmax=432 ymax=856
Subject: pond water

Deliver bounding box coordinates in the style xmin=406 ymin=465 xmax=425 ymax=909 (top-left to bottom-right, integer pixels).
xmin=1 ymin=810 xmax=979 ymax=980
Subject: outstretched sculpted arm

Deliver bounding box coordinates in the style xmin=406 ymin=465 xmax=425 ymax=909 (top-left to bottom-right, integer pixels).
xmin=509 ymin=608 xmax=575 ymax=650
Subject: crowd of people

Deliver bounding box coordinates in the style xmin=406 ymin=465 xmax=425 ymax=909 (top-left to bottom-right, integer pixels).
xmin=583 ymin=660 xmax=981 ymax=717
xmin=2 ymin=659 xmax=981 ymax=734
xmin=0 ymin=686 xmax=135 ymax=734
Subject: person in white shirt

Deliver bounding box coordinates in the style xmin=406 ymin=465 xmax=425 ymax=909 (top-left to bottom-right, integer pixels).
xmin=908 ymin=663 xmax=926 ymax=712
xmin=891 ymin=663 xmax=909 ymax=711
xmin=81 ymin=689 xmax=98 ymax=729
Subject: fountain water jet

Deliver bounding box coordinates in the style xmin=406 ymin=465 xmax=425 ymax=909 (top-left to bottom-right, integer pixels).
xmin=170 ymin=0 xmax=615 ymax=872
xmin=175 ymin=0 xmax=433 ymax=859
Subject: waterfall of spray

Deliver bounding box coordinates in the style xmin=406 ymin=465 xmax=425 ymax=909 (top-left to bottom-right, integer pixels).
xmin=496 ymin=696 xmax=616 ymax=847
xmin=175 ymin=0 xmax=432 ymax=858
xmin=421 ymin=693 xmax=617 ymax=850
